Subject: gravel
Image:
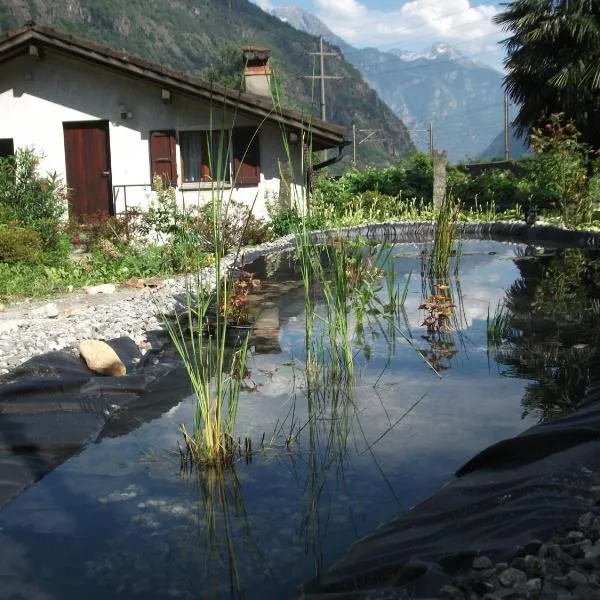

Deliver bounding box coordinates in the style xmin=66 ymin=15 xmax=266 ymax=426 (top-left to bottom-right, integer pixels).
xmin=0 ymin=234 xmax=297 ymax=374
xmin=436 ymin=513 xmax=600 ymax=599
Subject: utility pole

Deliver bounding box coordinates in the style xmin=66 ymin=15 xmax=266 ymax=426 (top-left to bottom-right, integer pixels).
xmin=304 ymin=36 xmax=343 ymax=122
xmin=428 ymin=121 xmax=434 ymax=160
xmin=353 ymin=124 xmax=356 ymax=166
xmin=504 ymin=94 xmax=511 ymax=162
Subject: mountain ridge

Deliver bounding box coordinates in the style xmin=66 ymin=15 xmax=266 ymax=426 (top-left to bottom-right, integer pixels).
xmin=270 ymin=5 xmax=514 ymax=162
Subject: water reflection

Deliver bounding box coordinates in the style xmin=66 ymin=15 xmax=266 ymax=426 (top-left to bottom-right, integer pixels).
xmin=493 ymin=247 xmax=600 ymax=421
xmin=2 ymin=240 xmax=585 ymax=600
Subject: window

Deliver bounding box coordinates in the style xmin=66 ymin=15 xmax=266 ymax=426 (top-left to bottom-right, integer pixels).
xmin=179 ymin=128 xmax=261 ymax=187
xmin=180 ymin=131 xmax=231 ymax=184
xmin=232 ymin=127 xmax=261 ymax=186
xmin=0 ymin=139 xmax=14 ymax=159
xmin=149 ymin=130 xmax=177 ymax=185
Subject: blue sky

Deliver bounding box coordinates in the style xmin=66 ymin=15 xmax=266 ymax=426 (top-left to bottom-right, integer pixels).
xmin=253 ymin=0 xmax=506 ymax=70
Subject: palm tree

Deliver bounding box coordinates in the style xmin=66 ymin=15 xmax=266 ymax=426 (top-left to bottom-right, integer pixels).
xmin=495 ymin=0 xmax=600 ymax=147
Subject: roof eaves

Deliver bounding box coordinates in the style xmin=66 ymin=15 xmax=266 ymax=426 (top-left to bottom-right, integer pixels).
xmin=0 ymin=23 xmax=346 ymax=145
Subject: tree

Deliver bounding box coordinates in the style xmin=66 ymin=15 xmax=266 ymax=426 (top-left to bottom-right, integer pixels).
xmin=201 ymin=44 xmax=246 ymax=92
xmin=495 ymin=0 xmax=600 ymax=147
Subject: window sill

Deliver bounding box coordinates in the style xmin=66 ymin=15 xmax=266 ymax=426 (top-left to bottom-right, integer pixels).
xmin=180 ymin=181 xmax=232 ymax=191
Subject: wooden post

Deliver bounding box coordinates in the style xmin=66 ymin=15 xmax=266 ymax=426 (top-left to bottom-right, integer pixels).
xmin=432 ymin=150 xmax=447 ymax=209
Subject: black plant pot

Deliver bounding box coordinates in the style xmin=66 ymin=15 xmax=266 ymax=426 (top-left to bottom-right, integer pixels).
xmin=203 ymin=319 xmax=254 ymax=347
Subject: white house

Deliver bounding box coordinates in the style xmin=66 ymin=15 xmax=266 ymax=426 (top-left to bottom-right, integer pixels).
xmin=0 ymin=23 xmax=347 ymax=219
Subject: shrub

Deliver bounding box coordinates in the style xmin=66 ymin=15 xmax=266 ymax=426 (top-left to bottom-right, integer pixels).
xmin=189 ymin=198 xmax=268 ymax=253
xmin=0 ymin=148 xmax=67 ymax=247
xmin=529 ymin=114 xmax=593 ymax=226
xmin=0 ymin=225 xmax=44 ymax=264
xmin=66 ymin=211 xmax=141 ymax=250
xmin=138 ymin=174 xmax=180 ymax=243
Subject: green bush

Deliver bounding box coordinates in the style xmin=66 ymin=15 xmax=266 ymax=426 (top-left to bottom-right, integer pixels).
xmin=0 ymin=148 xmax=67 ymax=247
xmin=189 ymin=198 xmax=268 ymax=253
xmin=0 ymin=225 xmax=44 ymax=264
xmin=66 ymin=211 xmax=141 ymax=250
xmin=529 ymin=114 xmax=593 ymax=226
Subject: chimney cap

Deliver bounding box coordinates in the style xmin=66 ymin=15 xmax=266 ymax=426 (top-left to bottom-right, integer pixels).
xmin=241 ymin=46 xmax=271 ymax=60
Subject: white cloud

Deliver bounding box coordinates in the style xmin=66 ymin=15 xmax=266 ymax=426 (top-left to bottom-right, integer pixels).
xmin=313 ymin=0 xmax=367 ymax=20
xmin=253 ymin=0 xmax=273 ymax=10
xmin=312 ymin=0 xmax=503 ymax=70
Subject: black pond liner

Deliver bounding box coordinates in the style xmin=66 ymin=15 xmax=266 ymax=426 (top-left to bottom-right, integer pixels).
xmin=300 ymin=386 xmax=600 ymax=599
xmin=0 ymin=333 xmax=189 ymax=509
xmin=298 ymin=221 xmax=600 ymax=599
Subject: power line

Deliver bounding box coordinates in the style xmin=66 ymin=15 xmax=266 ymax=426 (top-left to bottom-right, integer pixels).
xmin=302 ymin=36 xmax=343 ymax=122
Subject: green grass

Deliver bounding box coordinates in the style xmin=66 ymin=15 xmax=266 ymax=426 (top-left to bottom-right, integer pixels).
xmin=0 ymin=244 xmax=212 ymax=304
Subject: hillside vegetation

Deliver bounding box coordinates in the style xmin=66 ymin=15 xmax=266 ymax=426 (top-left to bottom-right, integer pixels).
xmin=0 ymin=0 xmax=414 ymax=167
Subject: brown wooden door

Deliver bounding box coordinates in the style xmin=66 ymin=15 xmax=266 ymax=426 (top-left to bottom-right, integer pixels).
xmin=63 ymin=121 xmax=112 ymax=218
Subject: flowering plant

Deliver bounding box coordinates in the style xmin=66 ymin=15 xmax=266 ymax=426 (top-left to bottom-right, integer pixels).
xmin=419 ymin=293 xmax=455 ymax=333
xmin=220 ymin=269 xmax=260 ymax=325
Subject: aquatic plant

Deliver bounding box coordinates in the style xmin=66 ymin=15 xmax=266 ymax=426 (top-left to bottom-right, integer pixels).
xmin=487 ymin=300 xmax=511 ymax=344
xmin=162 ymin=121 xmax=257 ymax=467
xmin=220 ymin=267 xmax=260 ymax=326
xmin=428 ymin=196 xmax=460 ymax=279
xmin=419 ymin=292 xmax=455 ymax=334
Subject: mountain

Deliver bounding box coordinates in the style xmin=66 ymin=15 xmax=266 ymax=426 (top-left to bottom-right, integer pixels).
xmin=0 ymin=0 xmax=414 ymax=168
xmin=271 ymin=5 xmax=509 ymax=163
xmin=479 ymin=126 xmax=531 ymax=161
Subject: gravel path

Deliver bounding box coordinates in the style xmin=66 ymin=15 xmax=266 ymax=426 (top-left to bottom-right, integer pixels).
xmin=0 ymin=234 xmax=297 ymax=374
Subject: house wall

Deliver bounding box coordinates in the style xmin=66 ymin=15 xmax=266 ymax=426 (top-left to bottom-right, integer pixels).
xmin=0 ymin=51 xmax=306 ymax=218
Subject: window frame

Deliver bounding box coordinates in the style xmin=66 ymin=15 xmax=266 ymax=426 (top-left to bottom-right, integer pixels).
xmin=179 ymin=129 xmax=233 ymax=188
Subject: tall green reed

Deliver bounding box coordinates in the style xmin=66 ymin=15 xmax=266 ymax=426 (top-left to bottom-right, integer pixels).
xmin=428 ymin=196 xmax=460 ymax=279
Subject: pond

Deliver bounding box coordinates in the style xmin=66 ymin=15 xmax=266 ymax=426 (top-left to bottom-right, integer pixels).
xmin=2 ymin=238 xmax=600 ymax=600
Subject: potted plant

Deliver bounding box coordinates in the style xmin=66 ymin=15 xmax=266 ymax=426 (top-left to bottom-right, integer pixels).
xmin=219 ymin=268 xmax=260 ymax=345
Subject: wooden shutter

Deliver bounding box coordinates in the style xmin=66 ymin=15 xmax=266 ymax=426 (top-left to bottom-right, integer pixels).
xmin=232 ymin=127 xmax=261 ymax=186
xmin=149 ymin=130 xmax=177 ymax=185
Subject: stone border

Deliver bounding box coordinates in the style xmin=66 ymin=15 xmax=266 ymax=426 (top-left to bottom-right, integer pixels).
xmin=0 ymin=220 xmax=597 ymax=375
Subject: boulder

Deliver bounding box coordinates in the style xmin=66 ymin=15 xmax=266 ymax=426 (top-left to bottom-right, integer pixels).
xmin=79 ymin=340 xmax=126 ymax=376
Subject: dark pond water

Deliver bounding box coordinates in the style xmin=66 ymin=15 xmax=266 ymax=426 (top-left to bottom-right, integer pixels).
xmin=2 ymin=240 xmax=600 ymax=600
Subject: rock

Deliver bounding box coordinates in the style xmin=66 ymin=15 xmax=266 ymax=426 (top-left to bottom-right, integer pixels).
xmin=0 ymin=320 xmax=19 ymax=334
xmin=62 ymin=306 xmax=88 ymax=318
xmin=498 ymin=568 xmax=527 ymax=588
xmin=567 ymin=531 xmax=586 ymax=542
xmin=438 ymin=585 xmax=465 ymax=600
xmin=566 ymin=569 xmax=588 ymax=588
xmin=578 ymin=513 xmax=595 ymax=531
xmin=85 ymin=283 xmax=117 ymax=295
xmin=523 ymin=555 xmax=544 ymax=577
xmin=32 ymin=302 xmax=60 ymax=318
xmin=0 ymin=304 xmax=5 ymax=312
xmin=79 ymin=340 xmax=126 ymax=377
xmin=525 ymin=578 xmax=542 ymax=595
xmin=584 ymin=540 xmax=600 ymax=559
xmin=473 ymin=556 xmax=493 ymax=570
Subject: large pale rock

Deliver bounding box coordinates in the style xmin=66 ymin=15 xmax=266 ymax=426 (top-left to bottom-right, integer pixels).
xmin=85 ymin=283 xmax=116 ymax=295
xmin=79 ymin=340 xmax=126 ymax=377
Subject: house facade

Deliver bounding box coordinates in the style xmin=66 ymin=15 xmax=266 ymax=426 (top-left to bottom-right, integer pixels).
xmin=0 ymin=24 xmax=346 ymax=219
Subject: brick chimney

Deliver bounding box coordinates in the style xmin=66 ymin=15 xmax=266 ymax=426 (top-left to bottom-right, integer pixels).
xmin=241 ymin=46 xmax=272 ymax=97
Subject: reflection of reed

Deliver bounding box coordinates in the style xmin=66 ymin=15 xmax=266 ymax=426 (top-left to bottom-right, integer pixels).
xmin=192 ymin=466 xmax=271 ymax=600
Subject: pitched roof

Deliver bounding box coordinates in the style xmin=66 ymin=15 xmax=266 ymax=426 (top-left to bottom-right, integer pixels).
xmin=0 ymin=22 xmax=346 ymax=150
